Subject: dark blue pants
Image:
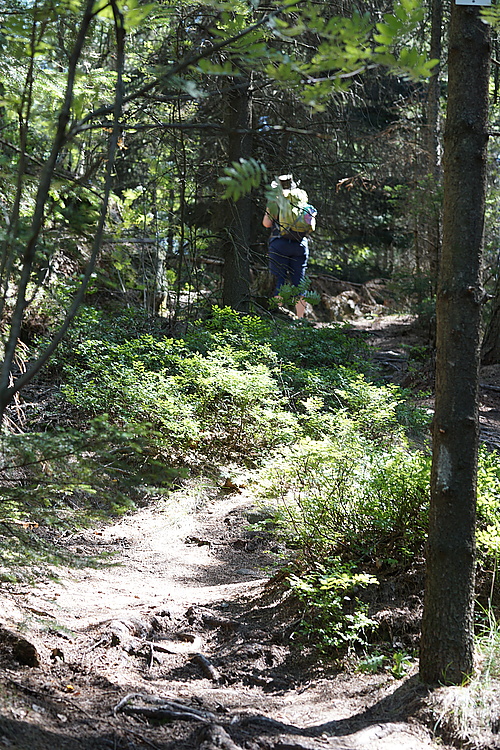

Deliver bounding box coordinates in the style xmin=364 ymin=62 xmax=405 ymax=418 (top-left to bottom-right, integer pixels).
xmin=268 ymin=236 xmax=309 ymax=296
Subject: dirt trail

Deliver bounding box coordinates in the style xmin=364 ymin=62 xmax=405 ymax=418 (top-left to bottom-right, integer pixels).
xmin=5 ymin=313 xmax=490 ymax=749
xmin=0 ymin=474 xmax=454 ymax=750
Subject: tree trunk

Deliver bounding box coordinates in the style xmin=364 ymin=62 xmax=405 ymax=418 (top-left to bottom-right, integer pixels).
xmin=419 ymin=4 xmax=490 ymax=685
xmin=221 ymin=77 xmax=253 ymax=312
xmin=0 ymin=0 xmax=124 ymax=421
xmin=425 ymin=0 xmax=443 ymax=288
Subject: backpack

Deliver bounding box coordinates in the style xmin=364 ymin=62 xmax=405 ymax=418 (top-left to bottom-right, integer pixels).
xmin=275 ymin=186 xmax=317 ymax=241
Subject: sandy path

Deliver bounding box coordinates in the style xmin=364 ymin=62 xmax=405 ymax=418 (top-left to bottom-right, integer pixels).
xmin=29 ymin=492 xmax=268 ymax=629
xmin=0 ymin=486 xmax=453 ymax=749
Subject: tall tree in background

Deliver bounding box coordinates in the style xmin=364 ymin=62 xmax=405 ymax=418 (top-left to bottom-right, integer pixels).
xmin=419 ymin=3 xmax=490 ymax=685
xmin=221 ymin=77 xmax=253 ymax=312
xmin=0 ymin=0 xmax=125 ymax=423
xmin=0 ymin=0 xmax=439 ymax=421
xmin=424 ymin=0 xmax=443 ymax=286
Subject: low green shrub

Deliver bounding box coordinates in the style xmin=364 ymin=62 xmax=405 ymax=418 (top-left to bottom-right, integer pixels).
xmin=288 ymin=560 xmax=378 ymax=654
xmin=63 ymin=359 xmax=199 ymax=449
xmin=256 ymin=415 xmax=430 ymax=563
xmin=61 ymin=335 xmax=299 ymax=461
xmin=277 ymin=364 xmax=355 ymax=414
xmin=335 ymin=375 xmax=429 ymax=443
xmin=184 ymin=306 xmax=274 ymax=359
xmin=41 ymin=305 xmax=169 ymax=373
xmin=0 ymin=416 xmax=150 ymax=522
xmin=476 ymin=446 xmax=500 ymax=563
xmin=174 ymin=349 xmax=298 ymax=458
xmin=270 ymin=320 xmax=370 ymax=370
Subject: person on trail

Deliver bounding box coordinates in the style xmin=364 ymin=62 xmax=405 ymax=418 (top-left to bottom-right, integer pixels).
xmin=262 ymin=173 xmax=316 ymax=319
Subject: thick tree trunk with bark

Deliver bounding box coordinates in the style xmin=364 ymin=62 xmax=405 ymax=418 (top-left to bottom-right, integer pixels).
xmin=221 ymin=78 xmax=253 ymax=312
xmin=419 ymin=4 xmax=490 ymax=685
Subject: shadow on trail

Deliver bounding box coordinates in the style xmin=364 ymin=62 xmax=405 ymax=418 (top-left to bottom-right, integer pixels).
xmin=232 ymin=675 xmax=431 ymax=737
xmin=0 ymin=677 xmax=434 ymax=749
xmin=0 ymin=713 xmax=204 ymax=750
xmin=0 ymin=522 xmax=123 ymax=584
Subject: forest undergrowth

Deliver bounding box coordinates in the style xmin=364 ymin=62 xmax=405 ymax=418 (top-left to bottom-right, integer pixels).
xmin=2 ymin=303 xmax=500 ymax=748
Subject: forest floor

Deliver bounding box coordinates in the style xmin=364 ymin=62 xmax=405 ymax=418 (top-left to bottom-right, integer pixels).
xmin=0 ymin=314 xmax=499 ymax=750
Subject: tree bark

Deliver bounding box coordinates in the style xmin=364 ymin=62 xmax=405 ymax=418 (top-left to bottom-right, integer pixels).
xmin=221 ymin=77 xmax=253 ymax=312
xmin=419 ymin=4 xmax=490 ymax=685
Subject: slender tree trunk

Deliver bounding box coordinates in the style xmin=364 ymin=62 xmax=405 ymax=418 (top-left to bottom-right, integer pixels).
xmin=425 ymin=0 xmax=442 ymax=289
xmin=221 ymin=77 xmax=253 ymax=312
xmin=0 ymin=0 xmax=125 ymax=422
xmin=419 ymin=4 xmax=490 ymax=685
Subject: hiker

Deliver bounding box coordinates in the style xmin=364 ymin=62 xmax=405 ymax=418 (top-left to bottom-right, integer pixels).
xmin=262 ymin=174 xmax=316 ymax=319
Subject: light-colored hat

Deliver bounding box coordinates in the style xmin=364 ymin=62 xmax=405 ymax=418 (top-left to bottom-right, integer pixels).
xmin=271 ymin=174 xmax=298 ymax=189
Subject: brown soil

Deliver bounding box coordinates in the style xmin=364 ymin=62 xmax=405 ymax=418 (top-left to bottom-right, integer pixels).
xmin=0 ymin=314 xmax=499 ymax=750
xmin=351 ymin=313 xmax=500 ymax=444
xmin=0 ymin=486 xmax=446 ymax=750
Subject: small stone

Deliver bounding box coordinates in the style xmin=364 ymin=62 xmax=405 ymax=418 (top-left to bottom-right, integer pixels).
xmin=245 ymin=506 xmax=276 ymax=525
xmin=236 ymin=569 xmax=261 ymax=577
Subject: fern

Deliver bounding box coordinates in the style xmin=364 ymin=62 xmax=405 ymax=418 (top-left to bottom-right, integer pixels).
xmin=218 ymin=158 xmax=266 ymax=201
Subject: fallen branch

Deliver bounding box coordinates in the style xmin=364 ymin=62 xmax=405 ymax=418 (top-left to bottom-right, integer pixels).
xmin=113 ymin=692 xmax=169 ymax=715
xmin=83 ymin=636 xmax=109 ymax=654
xmin=143 ymin=635 xmax=203 ymax=654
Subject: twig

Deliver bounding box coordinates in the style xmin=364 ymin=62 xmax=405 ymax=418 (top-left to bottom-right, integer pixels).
xmin=143 ymin=636 xmax=203 ymax=653
xmin=5 ymin=675 xmax=40 ymax=696
xmin=82 ymin=636 xmax=109 ymax=654
xmin=113 ymin=693 xmax=160 ymax=715
xmin=481 ymin=383 xmax=500 ymax=393
xmin=191 ymin=653 xmax=221 ymax=682
xmin=120 ymin=705 xmax=211 ymax=723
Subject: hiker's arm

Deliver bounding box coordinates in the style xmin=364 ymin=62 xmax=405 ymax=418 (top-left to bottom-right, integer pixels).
xmin=262 ymin=210 xmax=274 ymax=228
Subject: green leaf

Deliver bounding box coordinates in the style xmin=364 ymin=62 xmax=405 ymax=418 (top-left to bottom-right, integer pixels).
xmin=92 ymin=0 xmax=112 ymax=18
xmin=197 ymin=59 xmax=236 ymax=76
xmin=122 ymin=1 xmax=155 ymax=30
xmin=218 ymin=158 xmax=267 ymax=201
